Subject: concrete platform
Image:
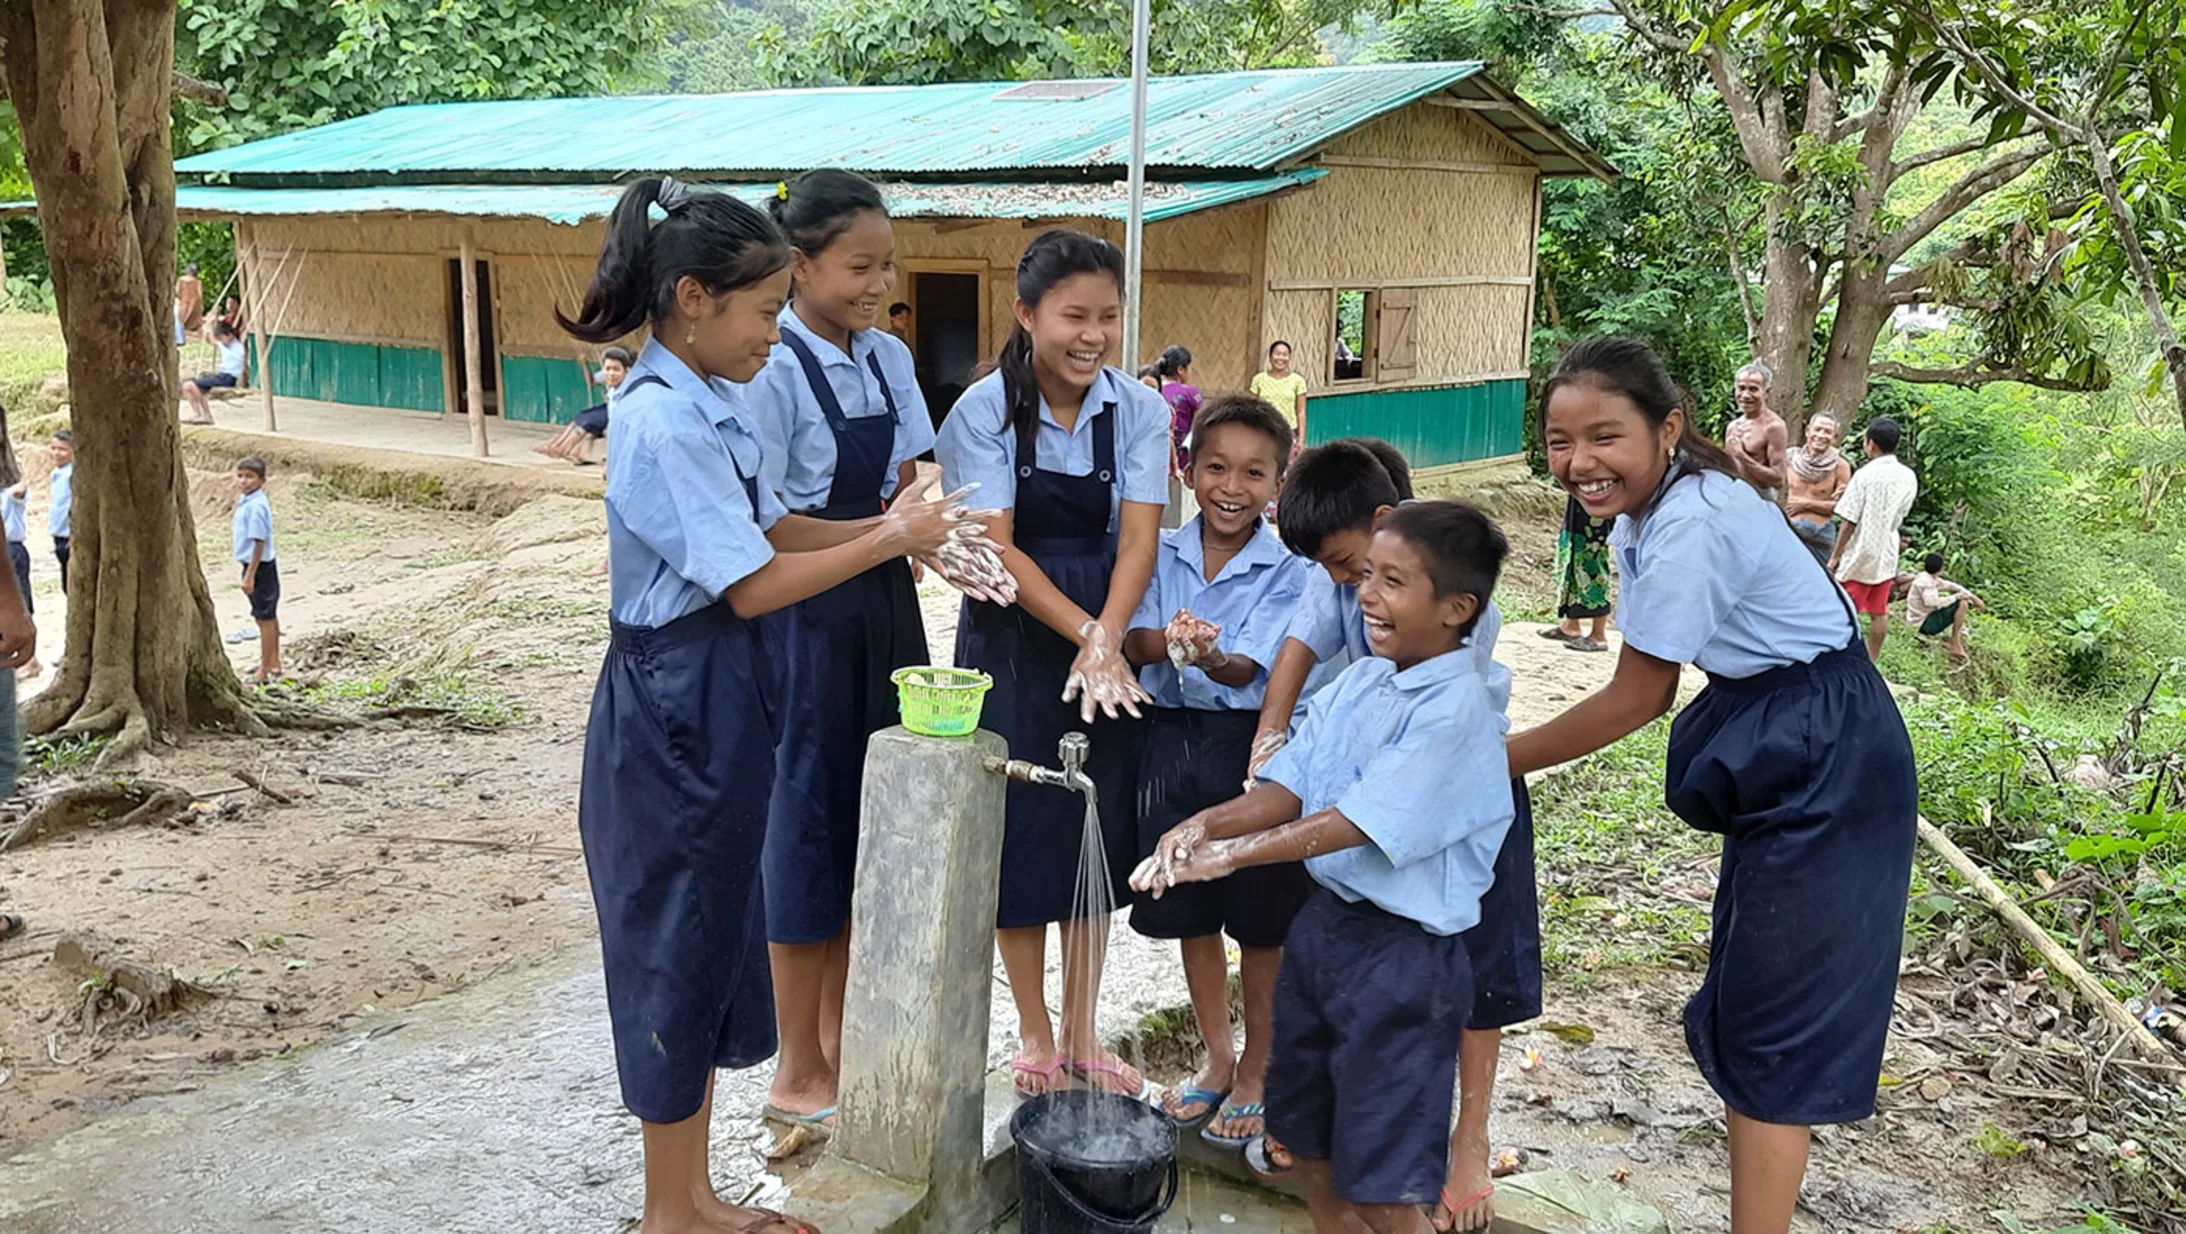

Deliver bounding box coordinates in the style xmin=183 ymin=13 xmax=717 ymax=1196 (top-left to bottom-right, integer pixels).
xmin=184 ymin=394 xmax=575 ymax=471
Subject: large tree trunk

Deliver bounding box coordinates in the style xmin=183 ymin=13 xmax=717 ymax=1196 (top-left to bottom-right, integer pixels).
xmin=1808 ymin=256 xmax=1897 ymax=423
xmin=1752 ymin=197 xmax=1821 ymax=426
xmin=1 ymin=0 xmax=261 ymax=761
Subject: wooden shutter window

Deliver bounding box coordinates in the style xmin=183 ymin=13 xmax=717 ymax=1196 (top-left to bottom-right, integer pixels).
xmin=1377 ymin=286 xmax=1417 ymax=382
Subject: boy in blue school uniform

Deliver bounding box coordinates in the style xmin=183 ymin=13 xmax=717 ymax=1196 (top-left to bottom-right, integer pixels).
xmin=1135 ymin=501 xmax=1514 ymax=1234
xmin=1253 ymin=439 xmax=1538 ymax=1231
xmin=47 ymin=431 xmax=71 ymax=593
xmin=1119 ymin=395 xmax=1309 ymax=1147
xmin=232 ymin=456 xmax=281 ymax=683
xmin=4 ymin=470 xmax=40 ymax=681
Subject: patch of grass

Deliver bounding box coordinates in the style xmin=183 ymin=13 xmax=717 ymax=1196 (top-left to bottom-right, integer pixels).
xmin=284 ymin=673 xmax=526 ymax=729
xmin=24 ymin=732 xmax=110 ymax=776
xmin=402 ymin=547 xmax=490 ymax=570
xmin=1975 ymin=1122 xmax=2030 ymax=1158
xmin=0 ymin=311 xmax=69 ymax=402
xmin=1530 ymin=719 xmax=1715 ymax=976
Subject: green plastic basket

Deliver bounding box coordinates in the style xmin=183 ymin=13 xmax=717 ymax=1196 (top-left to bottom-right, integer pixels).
xmin=892 ymin=667 xmax=994 ymax=737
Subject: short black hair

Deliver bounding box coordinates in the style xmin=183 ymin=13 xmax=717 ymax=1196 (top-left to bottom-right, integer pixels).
xmin=1865 ymin=416 xmax=1902 ymax=454
xmin=1278 ymin=438 xmax=1409 ymax=557
xmin=888 ymin=302 xmax=910 ymax=316
xmin=1189 ymin=395 xmax=1293 ymax=475
xmin=52 ymin=429 xmax=71 ymax=444
xmin=236 ymin=456 xmax=268 ymax=478
xmin=1352 ymin=437 xmax=1412 ymax=501
xmin=1136 ymin=364 xmax=1161 ymax=381
xmin=1923 ymin=551 xmax=1944 ymax=574
xmin=601 ymin=345 xmax=634 ymax=366
xmin=1377 ymin=500 xmax=1508 ymax=642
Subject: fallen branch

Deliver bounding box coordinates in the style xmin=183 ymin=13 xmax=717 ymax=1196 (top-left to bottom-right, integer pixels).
xmin=1918 ymin=814 xmax=2174 ymax=1070
xmin=230 ymin=769 xmax=294 ymax=805
xmin=0 ymin=780 xmax=198 ymax=851
xmin=354 ymin=830 xmax=583 ymax=858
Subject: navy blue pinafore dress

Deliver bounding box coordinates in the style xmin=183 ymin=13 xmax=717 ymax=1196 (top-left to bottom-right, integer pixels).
xmin=577 ymin=374 xmax=779 ymax=1125
xmin=1664 ymin=578 xmax=1918 ymax=1125
xmin=762 ymin=333 xmax=930 ymax=945
xmin=955 ymin=407 xmax=1145 ymax=928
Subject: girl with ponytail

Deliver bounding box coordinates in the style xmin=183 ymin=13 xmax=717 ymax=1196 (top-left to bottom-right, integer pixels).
xmin=1508 ymin=336 xmax=1916 ymax=1234
xmin=934 ymin=228 xmax=1170 ymax=1100
xmin=564 ymin=175 xmax=981 ymax=1234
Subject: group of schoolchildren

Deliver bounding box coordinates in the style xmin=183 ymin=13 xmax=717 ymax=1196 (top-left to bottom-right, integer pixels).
xmin=564 ymin=169 xmax=1920 ymax=1234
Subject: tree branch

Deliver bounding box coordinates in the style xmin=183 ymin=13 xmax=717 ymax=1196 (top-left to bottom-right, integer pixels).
xmin=1891 ymin=131 xmax=1997 ymax=176
xmin=1881 ymin=140 xmax=2049 ymax=263
xmin=1603 ymin=0 xmax=1787 ymax=182
xmin=1870 ymin=360 xmax=2097 ymax=391
xmin=1907 ymin=0 xmax=2086 ymax=140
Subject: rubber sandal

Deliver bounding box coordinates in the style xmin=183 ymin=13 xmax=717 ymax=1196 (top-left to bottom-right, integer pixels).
xmin=1244 ymin=1133 xmax=1294 ymax=1181
xmin=1536 ymin=627 xmax=1575 ymax=642
xmin=1200 ymin=1098 xmax=1265 ymax=1147
xmin=1430 ymin=1184 xmax=1494 ymax=1233
xmin=1013 ymin=1054 xmax=1065 ymax=1098
xmin=727 ymin=1207 xmax=819 ymax=1234
xmin=762 ymin=1103 xmax=837 ymax=1130
xmin=1069 ymin=1055 xmax=1146 ymax=1099
xmin=1160 ymin=1083 xmax=1228 ymax=1128
xmin=1564 ymin=636 xmax=1608 ymax=653
xmin=0 ymin=912 xmax=24 ymax=943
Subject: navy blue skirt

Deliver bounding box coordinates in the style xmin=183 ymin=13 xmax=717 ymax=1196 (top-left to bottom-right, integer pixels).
xmin=1462 ymin=779 xmax=1542 ymax=1031
xmin=1666 ymin=641 xmax=1917 ymax=1125
xmin=578 ymin=604 xmax=780 ymax=1124
xmin=763 ymin=557 xmax=928 ymax=944
xmin=955 ymin=536 xmax=1144 ymax=929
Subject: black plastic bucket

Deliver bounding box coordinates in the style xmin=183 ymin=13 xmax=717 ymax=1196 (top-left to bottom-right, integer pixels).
xmin=1011 ymin=1090 xmax=1179 ymax=1234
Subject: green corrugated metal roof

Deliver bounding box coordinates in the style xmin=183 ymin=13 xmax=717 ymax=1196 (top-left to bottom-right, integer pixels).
xmin=121 ymin=172 xmax=1324 ymax=225
xmin=174 ymin=63 xmax=1497 ymax=183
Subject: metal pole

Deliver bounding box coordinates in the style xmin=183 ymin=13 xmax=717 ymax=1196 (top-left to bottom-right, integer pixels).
xmin=1120 ymin=0 xmax=1150 ymax=373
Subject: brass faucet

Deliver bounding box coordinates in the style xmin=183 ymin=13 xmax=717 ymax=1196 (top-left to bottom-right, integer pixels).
xmin=985 ymin=732 xmax=1093 ymax=797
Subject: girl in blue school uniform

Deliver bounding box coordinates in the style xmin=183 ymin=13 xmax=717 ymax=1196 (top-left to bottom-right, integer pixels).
xmin=559 ymin=176 xmax=965 ymax=1234
xmin=745 ymin=170 xmax=934 ymax=1130
xmin=1508 ymin=338 xmax=1917 ymax=1234
xmin=935 ymin=229 xmax=1172 ymax=1099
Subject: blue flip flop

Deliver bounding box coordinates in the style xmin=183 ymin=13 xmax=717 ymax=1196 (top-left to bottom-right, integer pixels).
xmin=1200 ymin=1098 xmax=1266 ymax=1148
xmin=1159 ymin=1083 xmax=1229 ymax=1129
xmin=762 ymin=1103 xmax=837 ymax=1131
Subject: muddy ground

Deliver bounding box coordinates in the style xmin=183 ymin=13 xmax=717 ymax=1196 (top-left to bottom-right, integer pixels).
xmin=0 ymin=460 xmax=2094 ymax=1230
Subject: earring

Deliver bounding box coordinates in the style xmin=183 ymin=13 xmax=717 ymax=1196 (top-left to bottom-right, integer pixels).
xmin=685 ymin=326 xmax=695 ymax=346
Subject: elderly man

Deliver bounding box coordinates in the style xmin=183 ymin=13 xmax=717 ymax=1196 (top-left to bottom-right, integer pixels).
xmin=1785 ymin=410 xmax=1852 ymax=564
xmin=1724 ymin=360 xmax=1788 ymax=504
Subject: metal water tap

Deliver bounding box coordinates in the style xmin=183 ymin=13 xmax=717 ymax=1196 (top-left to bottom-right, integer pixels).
xmin=985 ymin=732 xmax=1093 ymax=796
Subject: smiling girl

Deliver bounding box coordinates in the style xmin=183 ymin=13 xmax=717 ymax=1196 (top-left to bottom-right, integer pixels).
xmin=1507 ymin=338 xmax=1917 ymax=1234
xmin=936 ymin=229 xmax=1170 ymax=1098
xmin=560 ymin=177 xmax=970 ymax=1234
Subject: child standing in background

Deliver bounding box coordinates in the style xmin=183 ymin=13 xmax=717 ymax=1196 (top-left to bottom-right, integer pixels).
xmin=1120 ymin=395 xmax=1308 ymax=1148
xmin=233 ymin=457 xmax=281 ymax=683
xmin=1513 ymin=338 xmax=1917 ymax=1233
xmin=936 ymin=228 xmax=1170 ymax=1099
xmin=1156 ymin=344 xmax=1200 ymax=474
xmin=746 ymin=170 xmax=938 ymax=1130
xmin=47 ymin=430 xmax=71 ymax=594
xmin=1137 ymin=501 xmax=1516 ymax=1234
xmin=4 ymin=475 xmax=39 ymax=681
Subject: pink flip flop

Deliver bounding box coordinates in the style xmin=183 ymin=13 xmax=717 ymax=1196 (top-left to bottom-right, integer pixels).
xmin=1012 ymin=1054 xmax=1065 ymax=1098
xmin=1068 ymin=1055 xmax=1146 ymax=1099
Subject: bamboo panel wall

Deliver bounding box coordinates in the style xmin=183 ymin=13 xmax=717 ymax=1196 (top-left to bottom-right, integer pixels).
xmin=1264 ymin=288 xmax=1334 ymax=398
xmin=1322 ymin=103 xmax=1535 ymax=167
xmin=1414 ymin=283 xmax=1531 ymax=375
xmin=1265 ymin=165 xmax=1536 ymax=284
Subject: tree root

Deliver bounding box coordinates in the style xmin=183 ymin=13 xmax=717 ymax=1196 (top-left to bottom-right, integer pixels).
xmin=53 ymin=931 xmax=215 ymax=1035
xmin=1 ymin=779 xmax=199 ymax=852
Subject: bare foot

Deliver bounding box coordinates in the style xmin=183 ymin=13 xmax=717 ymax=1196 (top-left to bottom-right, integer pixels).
xmin=1430 ymin=1127 xmax=1495 ymax=1232
xmin=586 ymin=558 xmax=610 ymax=577
xmin=1159 ymin=1057 xmax=1234 ymax=1123
xmin=16 ymin=660 xmax=40 ymax=681
xmin=766 ymin=1068 xmax=838 ymax=1124
xmin=1067 ymin=1050 xmax=1145 ymax=1098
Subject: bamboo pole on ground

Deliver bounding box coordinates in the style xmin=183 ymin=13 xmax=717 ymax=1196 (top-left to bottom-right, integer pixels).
xmin=1918 ymin=813 xmax=2173 ymax=1066
xmin=239 ymin=221 xmax=277 ymax=431
xmin=459 ymin=238 xmax=488 ymax=458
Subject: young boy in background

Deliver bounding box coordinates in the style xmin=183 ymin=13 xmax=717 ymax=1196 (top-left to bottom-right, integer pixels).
xmin=1135 ymin=501 xmax=1515 ymax=1234
xmin=1253 ymin=439 xmax=1538 ymax=1231
xmin=1121 ymin=395 xmax=1310 ymax=1148
xmin=1906 ymin=551 xmax=1984 ymax=662
xmin=47 ymin=430 xmax=71 ymax=593
xmin=4 ymin=475 xmax=39 ymax=681
xmin=233 ymin=456 xmax=281 ymax=683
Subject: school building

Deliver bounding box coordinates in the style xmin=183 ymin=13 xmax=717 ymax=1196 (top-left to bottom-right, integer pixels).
xmin=164 ymin=62 xmax=1611 ymax=472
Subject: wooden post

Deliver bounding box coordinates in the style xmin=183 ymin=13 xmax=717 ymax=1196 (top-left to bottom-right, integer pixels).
xmin=459 ymin=238 xmax=488 ymax=458
xmin=239 ymin=221 xmax=277 ymax=432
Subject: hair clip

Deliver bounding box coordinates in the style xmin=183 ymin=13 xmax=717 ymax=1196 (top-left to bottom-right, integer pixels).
xmin=775 ymin=181 xmax=790 ymax=201
xmin=656 ymin=176 xmax=694 ymax=214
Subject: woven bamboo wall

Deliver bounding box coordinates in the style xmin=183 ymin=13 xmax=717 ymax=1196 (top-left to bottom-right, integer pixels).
xmin=1323 ymin=102 xmax=1535 ymax=167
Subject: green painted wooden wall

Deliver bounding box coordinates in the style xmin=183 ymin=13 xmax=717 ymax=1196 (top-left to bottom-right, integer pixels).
xmin=249 ymin=337 xmax=444 ymax=412
xmin=1303 ymin=378 xmax=1526 ymax=468
xmin=501 ymin=355 xmax=599 ymax=424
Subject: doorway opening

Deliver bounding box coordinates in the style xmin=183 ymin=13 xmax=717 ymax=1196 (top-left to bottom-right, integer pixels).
xmin=445 ymin=257 xmax=501 ymax=416
xmin=911 ymin=271 xmax=980 ymax=431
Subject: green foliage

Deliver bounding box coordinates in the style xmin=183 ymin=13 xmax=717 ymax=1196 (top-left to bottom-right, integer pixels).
xmin=1974 ymin=1122 xmax=2030 ymax=1158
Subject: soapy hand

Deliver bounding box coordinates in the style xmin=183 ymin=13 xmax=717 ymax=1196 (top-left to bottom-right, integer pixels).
xmin=875 ymin=476 xmax=976 ymax=559
xmin=1062 ymin=620 xmax=1150 ymax=723
xmin=1129 ymin=817 xmax=1229 ymax=897
xmin=1163 ymin=608 xmax=1222 ymax=670
xmin=1243 ymin=728 xmax=1288 ymax=792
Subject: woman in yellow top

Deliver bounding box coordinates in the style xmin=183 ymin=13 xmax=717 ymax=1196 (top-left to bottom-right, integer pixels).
xmin=1248 ymin=340 xmax=1308 ymax=456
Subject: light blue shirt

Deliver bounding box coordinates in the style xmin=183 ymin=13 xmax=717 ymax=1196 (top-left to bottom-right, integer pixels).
xmin=47 ymin=464 xmax=70 ymax=539
xmin=1613 ymin=469 xmax=1856 ymax=679
xmin=1286 ymin=570 xmax=1510 ymax=727
xmin=232 ymin=489 xmax=276 ymax=563
xmin=3 ymin=488 xmax=24 ymax=544
xmin=934 ymin=366 xmax=1169 ymax=530
xmin=1128 ymin=517 xmax=1310 ymax=711
xmin=750 ymin=305 xmax=934 ymax=511
xmin=215 ymin=338 xmax=247 ymax=377
xmin=605 ymin=340 xmax=788 ymax=628
xmin=1260 ymin=648 xmax=1514 ymax=936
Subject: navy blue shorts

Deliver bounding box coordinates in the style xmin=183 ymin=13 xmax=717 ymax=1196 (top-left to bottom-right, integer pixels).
xmin=242 ymin=559 xmax=280 ymax=621
xmin=1129 ymin=707 xmax=1311 ymax=948
xmin=193 ymin=371 xmax=239 ymax=390
xmin=1267 ymin=889 xmax=1471 ymax=1205
xmin=572 ymin=404 xmax=610 ymax=437
xmin=1461 ymin=778 xmax=1541 ymax=1030
xmin=1667 ymin=641 xmax=1917 ymax=1125
xmin=578 ymin=605 xmax=781 ymax=1124
xmin=10 ymin=542 xmax=31 ymax=615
